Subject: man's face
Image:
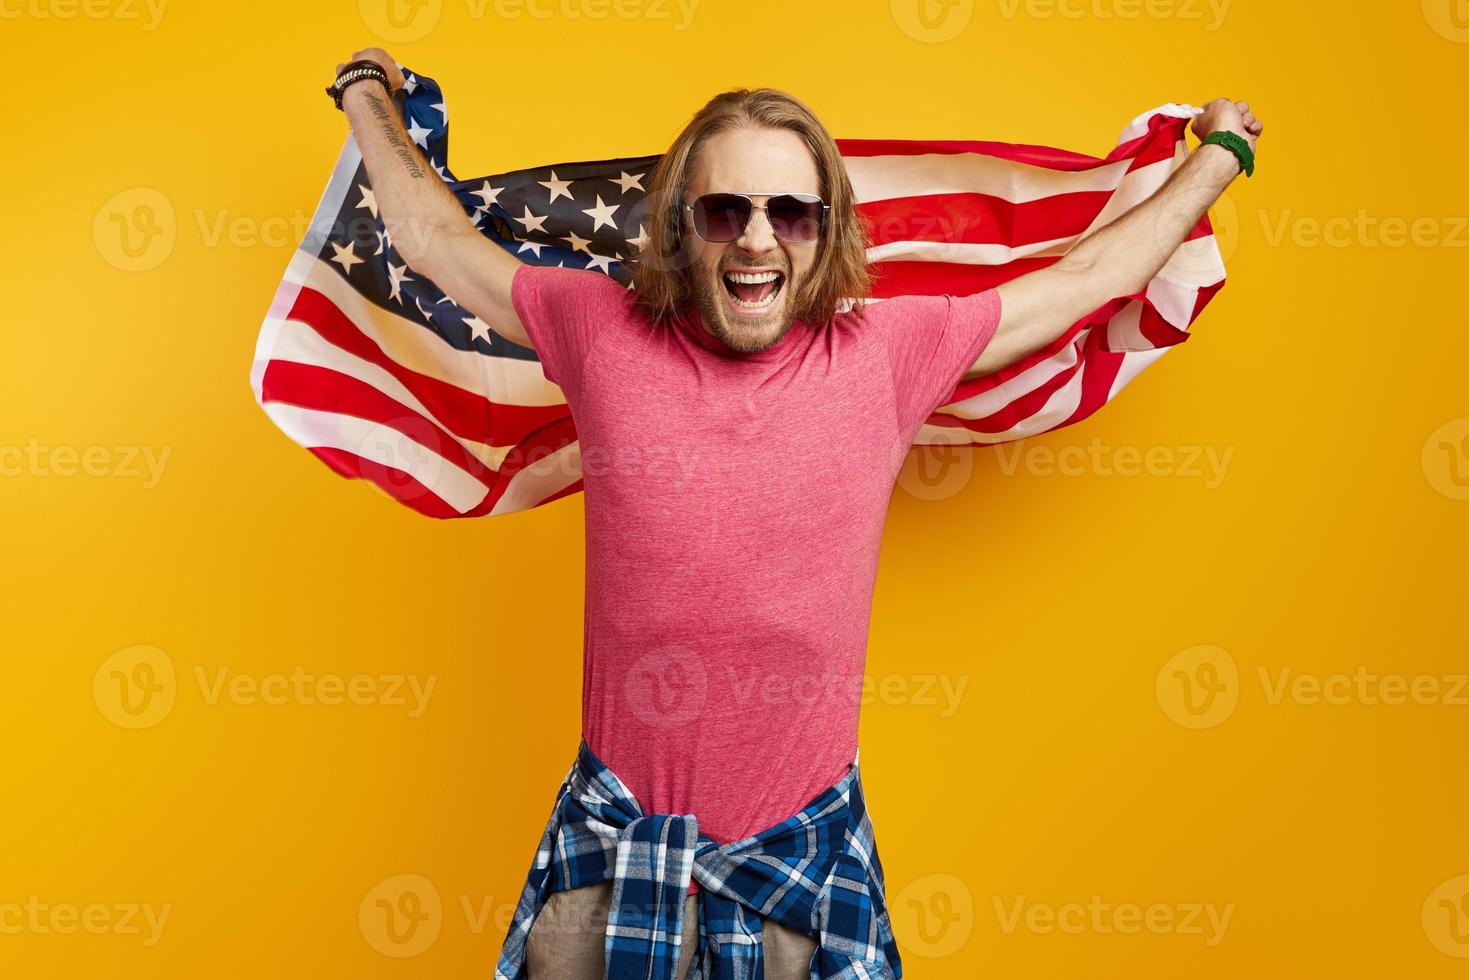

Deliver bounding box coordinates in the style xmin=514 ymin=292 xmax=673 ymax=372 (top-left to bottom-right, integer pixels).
xmin=682 ymin=126 xmax=822 ymax=354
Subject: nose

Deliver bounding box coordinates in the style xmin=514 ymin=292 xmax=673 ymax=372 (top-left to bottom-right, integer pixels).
xmin=734 ymin=201 xmax=779 ymax=256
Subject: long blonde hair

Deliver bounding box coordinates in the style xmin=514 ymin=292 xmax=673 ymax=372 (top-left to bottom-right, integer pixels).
xmin=630 ymin=88 xmax=873 ymax=328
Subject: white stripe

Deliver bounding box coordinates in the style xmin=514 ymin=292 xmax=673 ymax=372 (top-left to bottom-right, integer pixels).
xmin=262 ymin=401 xmax=487 ymax=513
xmin=283 ymin=254 xmax=565 ymax=407
xmin=251 ymin=136 xmax=362 ymax=403
xmin=848 ymin=150 xmax=1136 ymax=206
xmin=862 ymin=154 xmax=1188 ymax=267
xmin=489 ymin=441 xmax=584 ymax=516
xmin=266 ymin=317 xmax=511 ymax=472
xmin=941 ymin=334 xmax=1084 ymax=420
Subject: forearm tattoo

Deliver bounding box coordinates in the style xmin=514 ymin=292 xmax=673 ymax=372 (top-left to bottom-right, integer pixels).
xmin=363 ymin=90 xmax=425 ymax=179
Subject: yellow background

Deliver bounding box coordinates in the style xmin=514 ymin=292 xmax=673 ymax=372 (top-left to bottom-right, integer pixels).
xmin=4 ymin=0 xmax=1468 ymax=976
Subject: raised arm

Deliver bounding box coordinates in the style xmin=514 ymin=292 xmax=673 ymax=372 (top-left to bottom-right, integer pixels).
xmin=336 ymin=47 xmax=531 ymax=349
xmin=966 ymin=99 xmax=1263 ymax=379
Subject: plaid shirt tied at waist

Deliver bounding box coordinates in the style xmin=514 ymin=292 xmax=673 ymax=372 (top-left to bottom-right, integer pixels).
xmin=494 ymin=741 xmax=901 ymax=979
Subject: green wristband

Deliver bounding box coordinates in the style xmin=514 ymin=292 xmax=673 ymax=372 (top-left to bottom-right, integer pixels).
xmin=1199 ymin=129 xmax=1254 ymax=178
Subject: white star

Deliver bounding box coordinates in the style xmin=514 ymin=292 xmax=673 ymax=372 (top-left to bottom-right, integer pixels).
xmin=355 ymin=184 xmax=378 ymax=218
xmin=430 ymin=158 xmax=447 ymax=179
xmin=515 ymin=237 xmax=545 ymax=258
xmin=374 ymin=227 xmax=391 ymax=256
xmin=611 ymin=171 xmax=645 ymax=195
xmin=430 ymin=100 xmax=446 ymax=120
xmin=464 ymin=315 xmax=493 ymax=344
xmin=514 ymin=206 xmax=548 ymax=234
xmin=406 ymin=116 xmax=432 ymax=148
xmin=387 ymin=262 xmax=413 ymax=305
xmin=627 ymin=223 xmax=649 ymax=252
xmin=584 ymin=252 xmax=616 ymax=274
xmin=402 ymin=73 xmax=417 ymax=95
xmin=539 ymin=170 xmax=574 ymax=203
xmin=471 ymin=181 xmax=504 ymax=211
xmin=561 ymin=231 xmax=592 ymax=254
xmin=415 ymin=296 xmax=433 ymax=321
xmin=581 ymin=195 xmax=619 ymax=233
xmin=328 ymin=239 xmax=363 ymax=272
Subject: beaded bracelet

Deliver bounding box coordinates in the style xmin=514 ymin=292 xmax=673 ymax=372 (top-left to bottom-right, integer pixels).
xmin=325 ymin=60 xmax=390 ymax=111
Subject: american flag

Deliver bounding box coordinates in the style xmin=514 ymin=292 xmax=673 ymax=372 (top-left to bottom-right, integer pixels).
xmin=251 ymin=67 xmax=1226 ymax=518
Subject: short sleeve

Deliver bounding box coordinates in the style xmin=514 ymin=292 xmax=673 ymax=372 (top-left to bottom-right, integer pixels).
xmin=509 ymin=263 xmax=626 ymax=403
xmin=869 ymin=289 xmax=1003 ymax=444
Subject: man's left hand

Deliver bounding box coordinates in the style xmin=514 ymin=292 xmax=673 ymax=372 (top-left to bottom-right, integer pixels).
xmin=1191 ymin=98 xmax=1264 ymax=152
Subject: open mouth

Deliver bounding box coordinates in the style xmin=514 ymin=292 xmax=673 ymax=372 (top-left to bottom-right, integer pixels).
xmin=721 ymin=269 xmax=785 ymax=315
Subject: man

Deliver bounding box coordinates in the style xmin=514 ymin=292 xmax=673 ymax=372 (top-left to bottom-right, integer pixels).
xmin=330 ymin=47 xmax=1262 ymax=979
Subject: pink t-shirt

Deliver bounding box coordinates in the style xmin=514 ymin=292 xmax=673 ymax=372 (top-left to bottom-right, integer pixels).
xmin=511 ymin=263 xmax=1001 ymax=848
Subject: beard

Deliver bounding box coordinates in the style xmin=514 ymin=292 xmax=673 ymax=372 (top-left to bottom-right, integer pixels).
xmin=686 ymin=256 xmax=801 ymax=354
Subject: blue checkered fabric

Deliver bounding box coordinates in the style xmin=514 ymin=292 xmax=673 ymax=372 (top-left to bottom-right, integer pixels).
xmin=495 ymin=741 xmax=901 ymax=979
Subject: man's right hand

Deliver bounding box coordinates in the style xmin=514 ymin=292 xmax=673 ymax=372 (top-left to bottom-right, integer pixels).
xmin=335 ymin=47 xmax=403 ymax=96
xmin=334 ymin=52 xmax=532 ymax=350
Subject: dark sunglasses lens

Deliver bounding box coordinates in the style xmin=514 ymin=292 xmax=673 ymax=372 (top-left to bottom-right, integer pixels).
xmin=768 ymin=195 xmax=825 ymax=242
xmin=693 ymin=194 xmax=751 ymax=242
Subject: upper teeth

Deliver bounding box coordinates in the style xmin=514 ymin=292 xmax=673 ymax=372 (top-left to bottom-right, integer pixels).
xmin=726 ymin=271 xmax=781 ymax=284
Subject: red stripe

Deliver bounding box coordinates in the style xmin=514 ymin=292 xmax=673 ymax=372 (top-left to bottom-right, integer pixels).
xmin=260 ymin=359 xmax=498 ymax=486
xmin=860 ymin=190 xmax=1111 ymax=249
xmin=837 ymin=111 xmax=1187 ymax=171
xmin=285 ymin=285 xmax=566 ymax=447
xmin=867 ymin=256 xmax=1059 ymax=297
xmin=308 ymin=447 xmax=460 ymax=519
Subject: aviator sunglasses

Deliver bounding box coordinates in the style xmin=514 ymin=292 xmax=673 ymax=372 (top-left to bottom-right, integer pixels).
xmin=684 ymin=192 xmax=830 ymax=244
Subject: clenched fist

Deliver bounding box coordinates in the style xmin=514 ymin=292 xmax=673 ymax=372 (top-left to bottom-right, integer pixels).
xmin=1191 ymin=98 xmax=1264 ymax=153
xmin=335 ymin=47 xmax=404 ymax=97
